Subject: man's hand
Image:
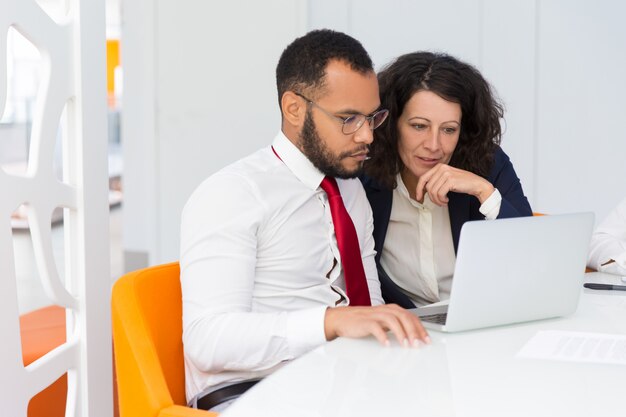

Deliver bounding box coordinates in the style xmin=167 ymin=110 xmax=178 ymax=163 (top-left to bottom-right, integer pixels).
xmin=324 ymin=304 xmax=431 ymax=347
xmin=415 ymin=163 xmax=495 ymax=206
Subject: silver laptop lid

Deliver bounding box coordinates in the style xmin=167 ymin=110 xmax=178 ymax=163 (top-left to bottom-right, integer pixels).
xmin=418 ymin=212 xmax=594 ymax=332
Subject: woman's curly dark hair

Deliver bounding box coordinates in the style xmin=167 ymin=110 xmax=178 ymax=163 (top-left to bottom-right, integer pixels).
xmin=365 ymin=52 xmax=504 ymax=189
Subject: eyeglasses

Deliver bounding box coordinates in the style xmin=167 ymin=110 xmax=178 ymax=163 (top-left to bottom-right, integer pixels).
xmin=295 ymin=92 xmax=389 ymax=135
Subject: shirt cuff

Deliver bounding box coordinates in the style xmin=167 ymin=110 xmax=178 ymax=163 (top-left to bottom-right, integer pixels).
xmin=614 ymin=251 xmax=626 ymax=267
xmin=285 ymin=305 xmax=328 ymax=359
xmin=598 ymin=261 xmax=626 ymax=276
xmin=479 ymin=188 xmax=502 ymax=220
xmin=598 ymin=252 xmax=626 ymax=275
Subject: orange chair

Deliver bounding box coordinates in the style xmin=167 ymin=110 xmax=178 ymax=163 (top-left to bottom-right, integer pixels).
xmin=20 ymin=305 xmax=67 ymax=417
xmin=112 ymin=262 xmax=217 ymax=417
xmin=21 ymin=307 xmax=120 ymax=417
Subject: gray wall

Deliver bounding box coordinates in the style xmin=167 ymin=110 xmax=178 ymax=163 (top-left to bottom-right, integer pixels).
xmin=122 ymin=0 xmax=626 ymax=264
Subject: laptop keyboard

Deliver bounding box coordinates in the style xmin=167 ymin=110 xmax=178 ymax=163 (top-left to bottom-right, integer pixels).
xmin=420 ymin=313 xmax=448 ymax=325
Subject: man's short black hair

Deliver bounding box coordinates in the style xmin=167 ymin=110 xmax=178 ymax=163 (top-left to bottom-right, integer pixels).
xmin=276 ymin=29 xmax=374 ymax=109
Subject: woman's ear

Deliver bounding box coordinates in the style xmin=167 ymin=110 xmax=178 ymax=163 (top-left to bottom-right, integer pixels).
xmin=281 ymin=91 xmax=305 ymax=128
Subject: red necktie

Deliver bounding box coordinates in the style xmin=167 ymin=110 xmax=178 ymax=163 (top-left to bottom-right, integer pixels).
xmin=320 ymin=177 xmax=371 ymax=306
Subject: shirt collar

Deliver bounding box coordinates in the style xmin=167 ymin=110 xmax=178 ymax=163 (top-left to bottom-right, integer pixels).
xmin=272 ymin=131 xmax=325 ymax=190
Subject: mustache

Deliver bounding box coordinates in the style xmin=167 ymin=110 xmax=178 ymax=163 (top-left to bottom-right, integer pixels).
xmin=339 ymin=145 xmax=370 ymax=160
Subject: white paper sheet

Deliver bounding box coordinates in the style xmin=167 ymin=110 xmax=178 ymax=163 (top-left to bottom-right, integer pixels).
xmin=517 ymin=330 xmax=626 ymax=365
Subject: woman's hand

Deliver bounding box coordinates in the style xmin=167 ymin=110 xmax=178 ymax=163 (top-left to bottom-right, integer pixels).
xmin=416 ymin=163 xmax=495 ymax=206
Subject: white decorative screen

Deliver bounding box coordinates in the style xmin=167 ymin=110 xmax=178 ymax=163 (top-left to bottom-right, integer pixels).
xmin=0 ymin=0 xmax=112 ymax=416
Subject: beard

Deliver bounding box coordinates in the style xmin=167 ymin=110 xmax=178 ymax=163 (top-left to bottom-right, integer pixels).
xmin=299 ymin=110 xmax=366 ymax=179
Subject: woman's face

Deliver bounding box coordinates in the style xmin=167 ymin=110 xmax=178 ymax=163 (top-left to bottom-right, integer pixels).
xmin=397 ymin=90 xmax=462 ymax=181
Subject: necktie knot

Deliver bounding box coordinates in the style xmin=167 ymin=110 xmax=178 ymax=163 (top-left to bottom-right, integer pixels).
xmin=320 ymin=176 xmax=340 ymax=198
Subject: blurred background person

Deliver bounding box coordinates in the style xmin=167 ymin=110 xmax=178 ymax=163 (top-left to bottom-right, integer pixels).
xmin=588 ymin=197 xmax=626 ymax=276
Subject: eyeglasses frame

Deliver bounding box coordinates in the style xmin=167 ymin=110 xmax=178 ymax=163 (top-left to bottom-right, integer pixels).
xmin=294 ymin=92 xmax=389 ymax=135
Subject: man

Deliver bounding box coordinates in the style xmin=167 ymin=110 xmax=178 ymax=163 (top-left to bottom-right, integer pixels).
xmin=180 ymin=29 xmax=429 ymax=412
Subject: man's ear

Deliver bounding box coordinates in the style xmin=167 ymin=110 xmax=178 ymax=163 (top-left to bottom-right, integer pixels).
xmin=281 ymin=91 xmax=306 ymax=128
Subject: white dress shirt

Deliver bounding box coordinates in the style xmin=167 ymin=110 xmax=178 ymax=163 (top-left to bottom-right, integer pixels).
xmin=179 ymin=132 xmax=382 ymax=403
xmin=381 ymin=174 xmax=502 ymax=307
xmin=587 ymin=197 xmax=626 ymax=275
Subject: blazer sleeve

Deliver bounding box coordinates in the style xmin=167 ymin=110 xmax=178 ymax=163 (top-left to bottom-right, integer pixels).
xmin=489 ymin=147 xmax=533 ymax=219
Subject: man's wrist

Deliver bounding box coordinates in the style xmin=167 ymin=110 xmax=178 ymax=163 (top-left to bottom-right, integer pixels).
xmin=323 ymin=307 xmax=337 ymax=341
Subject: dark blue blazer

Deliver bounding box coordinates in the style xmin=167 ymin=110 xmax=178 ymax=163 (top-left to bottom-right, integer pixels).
xmin=361 ymin=146 xmax=533 ymax=308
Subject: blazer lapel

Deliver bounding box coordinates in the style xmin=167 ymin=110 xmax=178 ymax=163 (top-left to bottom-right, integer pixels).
xmin=364 ymin=183 xmax=392 ymax=263
xmin=447 ymin=192 xmax=470 ymax=253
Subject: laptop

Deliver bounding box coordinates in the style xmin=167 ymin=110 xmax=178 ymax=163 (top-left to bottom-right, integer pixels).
xmin=410 ymin=212 xmax=595 ymax=332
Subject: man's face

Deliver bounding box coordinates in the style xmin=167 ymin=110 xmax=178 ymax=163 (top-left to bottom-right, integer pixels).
xmin=298 ymin=60 xmax=380 ymax=179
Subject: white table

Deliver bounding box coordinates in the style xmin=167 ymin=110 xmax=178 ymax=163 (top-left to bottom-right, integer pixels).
xmin=222 ymin=272 xmax=626 ymax=417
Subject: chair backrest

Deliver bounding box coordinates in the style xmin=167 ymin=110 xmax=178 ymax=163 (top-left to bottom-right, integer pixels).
xmin=112 ymin=262 xmax=203 ymax=417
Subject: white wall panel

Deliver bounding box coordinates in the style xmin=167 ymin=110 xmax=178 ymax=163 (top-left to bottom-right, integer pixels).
xmin=121 ymin=0 xmax=159 ymax=265
xmin=535 ymin=0 xmax=626 ymax=219
xmin=481 ymin=0 xmax=537 ymax=206
xmin=307 ymin=0 xmax=350 ymax=33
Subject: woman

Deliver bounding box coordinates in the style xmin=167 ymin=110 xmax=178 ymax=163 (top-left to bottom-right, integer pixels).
xmin=361 ymin=52 xmax=532 ymax=308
